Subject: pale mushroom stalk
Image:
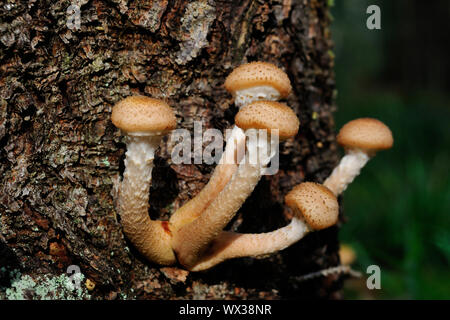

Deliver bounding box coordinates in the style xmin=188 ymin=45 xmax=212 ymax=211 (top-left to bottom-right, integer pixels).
xmin=323 ymin=149 xmax=370 ymax=196
xmin=111 ymin=96 xmax=177 ymax=265
xmin=188 ymin=182 xmax=339 ymax=271
xmin=189 ymin=216 xmax=309 ymax=271
xmin=172 ymin=101 xmax=299 ymax=269
xmin=118 ymin=133 xmax=176 ymax=265
xmin=169 ymin=62 xmax=292 ymax=230
xmin=323 ymin=118 xmax=394 ymax=196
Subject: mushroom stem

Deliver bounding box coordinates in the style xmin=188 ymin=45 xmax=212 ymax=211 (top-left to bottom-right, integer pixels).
xmin=234 ymin=86 xmax=281 ymax=107
xmin=169 ymin=126 xmax=246 ymax=230
xmin=323 ymin=149 xmax=370 ymax=196
xmin=170 ymin=62 xmax=293 ymax=231
xmin=189 ymin=216 xmax=310 ymax=271
xmin=172 ymin=134 xmax=275 ymax=269
xmin=118 ymin=134 xmax=176 ymax=265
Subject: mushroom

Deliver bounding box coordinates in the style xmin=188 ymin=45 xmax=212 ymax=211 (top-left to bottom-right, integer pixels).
xmin=172 ymin=101 xmax=300 ymax=269
xmin=224 ymin=61 xmax=292 ymax=107
xmin=169 ymin=62 xmax=292 ymax=230
xmin=324 ymin=118 xmax=393 ymax=196
xmin=111 ymin=96 xmax=177 ymax=265
xmin=188 ymin=182 xmax=339 ymax=271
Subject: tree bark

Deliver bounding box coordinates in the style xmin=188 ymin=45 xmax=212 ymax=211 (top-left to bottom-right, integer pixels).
xmin=0 ymin=0 xmax=341 ymax=299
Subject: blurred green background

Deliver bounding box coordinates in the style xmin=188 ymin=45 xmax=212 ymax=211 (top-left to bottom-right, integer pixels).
xmin=330 ymin=0 xmax=450 ymax=299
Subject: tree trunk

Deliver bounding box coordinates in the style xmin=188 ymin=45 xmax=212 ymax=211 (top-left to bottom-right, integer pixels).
xmin=0 ymin=0 xmax=341 ymax=299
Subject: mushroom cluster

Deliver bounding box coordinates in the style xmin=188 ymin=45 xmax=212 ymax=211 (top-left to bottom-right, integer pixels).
xmin=110 ymin=62 xmax=393 ymax=272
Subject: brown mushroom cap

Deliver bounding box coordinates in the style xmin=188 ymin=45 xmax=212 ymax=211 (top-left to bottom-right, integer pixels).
xmin=235 ymin=101 xmax=299 ymax=139
xmin=337 ymin=118 xmax=393 ymax=151
xmin=224 ymin=62 xmax=292 ymax=98
xmin=285 ymin=182 xmax=339 ymax=230
xmin=111 ymin=96 xmax=177 ymax=134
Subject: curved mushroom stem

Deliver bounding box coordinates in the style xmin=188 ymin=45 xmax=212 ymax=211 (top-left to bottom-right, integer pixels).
xmin=172 ymin=132 xmax=278 ymax=269
xmin=169 ymin=126 xmax=246 ymax=230
xmin=118 ymin=134 xmax=176 ymax=265
xmin=323 ymin=149 xmax=370 ymax=196
xmin=187 ymin=181 xmax=338 ymax=271
xmin=189 ymin=216 xmax=310 ymax=271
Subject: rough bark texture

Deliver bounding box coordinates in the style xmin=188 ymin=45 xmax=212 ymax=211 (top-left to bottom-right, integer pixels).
xmin=0 ymin=0 xmax=342 ymax=299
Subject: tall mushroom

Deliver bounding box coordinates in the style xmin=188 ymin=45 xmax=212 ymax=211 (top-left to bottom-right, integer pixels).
xmin=111 ymin=96 xmax=177 ymax=265
xmin=169 ymin=61 xmax=292 ymax=230
xmin=172 ymin=101 xmax=300 ymax=269
xmin=324 ymin=118 xmax=393 ymax=196
xmin=188 ymin=182 xmax=339 ymax=271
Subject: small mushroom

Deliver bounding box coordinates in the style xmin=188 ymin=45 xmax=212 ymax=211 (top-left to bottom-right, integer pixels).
xmin=188 ymin=182 xmax=339 ymax=271
xmin=111 ymin=96 xmax=177 ymax=265
xmin=225 ymin=61 xmax=292 ymax=107
xmin=324 ymin=118 xmax=393 ymax=196
xmin=172 ymin=101 xmax=299 ymax=269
